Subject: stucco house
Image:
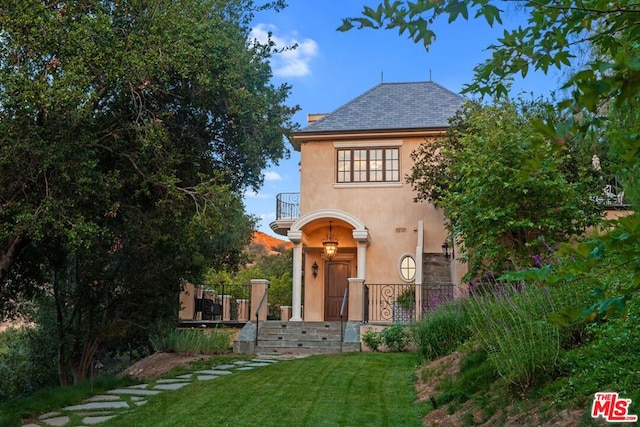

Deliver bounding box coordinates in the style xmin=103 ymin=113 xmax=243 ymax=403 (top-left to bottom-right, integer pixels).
xmin=270 ymin=81 xmax=468 ymax=325
xmin=186 ymin=81 xmax=631 ymax=353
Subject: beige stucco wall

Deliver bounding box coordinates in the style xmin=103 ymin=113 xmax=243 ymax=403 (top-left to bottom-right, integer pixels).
xmin=293 ymin=134 xmax=472 ymax=321
xmin=299 ymin=136 xmax=453 ymax=284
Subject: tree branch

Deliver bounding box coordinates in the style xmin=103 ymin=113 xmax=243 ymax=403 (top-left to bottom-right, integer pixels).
xmin=0 ymin=234 xmax=30 ymax=289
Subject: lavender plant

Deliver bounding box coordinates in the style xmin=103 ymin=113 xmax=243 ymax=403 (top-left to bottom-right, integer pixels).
xmin=467 ymin=282 xmax=560 ymax=391
xmin=411 ymin=300 xmax=471 ymax=361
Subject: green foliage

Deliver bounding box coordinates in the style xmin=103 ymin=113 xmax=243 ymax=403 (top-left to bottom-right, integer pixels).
xmin=150 ymin=328 xmax=232 ymax=356
xmin=205 ymin=247 xmax=293 ymax=308
xmin=411 ymin=300 xmax=471 ymax=361
xmin=361 ymin=330 xmax=383 ymax=352
xmin=0 ymin=374 xmax=134 ymax=427
xmin=396 ymin=286 xmax=416 ymax=310
xmin=381 ymin=323 xmax=410 ymax=352
xmin=341 ymin=1 xmax=640 ymax=107
xmin=467 ymin=284 xmax=560 ymax=391
xmin=410 ymin=98 xmax=601 ymax=277
xmin=543 ymin=296 xmax=640 ymax=408
xmin=435 ymin=347 xmax=499 ymax=408
xmin=0 ymin=324 xmax=59 ymax=403
xmin=0 ymin=0 xmax=296 ymax=385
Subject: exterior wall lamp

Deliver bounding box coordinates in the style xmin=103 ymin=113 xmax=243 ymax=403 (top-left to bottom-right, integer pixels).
xmin=322 ymin=220 xmax=339 ymax=260
xmin=311 ymin=261 xmax=318 ymax=279
xmin=442 ymin=237 xmax=454 ymax=260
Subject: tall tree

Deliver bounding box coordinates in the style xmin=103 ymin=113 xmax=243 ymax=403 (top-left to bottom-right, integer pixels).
xmin=408 ymin=98 xmax=601 ymax=276
xmin=0 ymin=0 xmax=297 ymax=383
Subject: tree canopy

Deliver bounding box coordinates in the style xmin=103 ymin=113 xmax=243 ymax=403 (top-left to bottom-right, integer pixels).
xmin=0 ymin=0 xmax=296 ymax=383
xmin=408 ymin=98 xmax=601 ymax=275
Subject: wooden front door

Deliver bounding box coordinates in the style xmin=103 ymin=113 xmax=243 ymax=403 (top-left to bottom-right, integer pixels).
xmin=325 ymin=261 xmax=350 ymax=321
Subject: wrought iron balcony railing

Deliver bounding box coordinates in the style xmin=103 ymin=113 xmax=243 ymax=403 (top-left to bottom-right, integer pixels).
xmin=275 ymin=192 xmax=300 ymax=220
xmin=593 ymin=183 xmax=630 ymax=208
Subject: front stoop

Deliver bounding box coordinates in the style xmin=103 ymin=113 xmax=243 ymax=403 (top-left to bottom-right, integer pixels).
xmin=234 ymin=321 xmax=361 ymax=355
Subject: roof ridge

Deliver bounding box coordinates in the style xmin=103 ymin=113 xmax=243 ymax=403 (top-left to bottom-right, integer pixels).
xmin=378 ymin=80 xmax=462 ymax=97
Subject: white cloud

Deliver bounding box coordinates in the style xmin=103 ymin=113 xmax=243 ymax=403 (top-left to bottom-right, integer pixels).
xmin=264 ymin=171 xmax=282 ymax=181
xmin=251 ymin=23 xmax=318 ymax=78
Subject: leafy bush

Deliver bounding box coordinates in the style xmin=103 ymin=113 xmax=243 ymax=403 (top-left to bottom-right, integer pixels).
xmin=0 ymin=325 xmax=59 ymax=403
xmin=361 ymin=330 xmax=382 ymax=352
xmin=467 ymin=284 xmax=560 ymax=391
xmin=150 ymin=328 xmax=232 ymax=355
xmin=411 ymin=300 xmax=471 ymax=361
xmin=381 ymin=323 xmax=410 ymax=352
xmin=544 ymin=295 xmax=640 ymax=407
xmin=396 ymin=287 xmax=416 ymax=310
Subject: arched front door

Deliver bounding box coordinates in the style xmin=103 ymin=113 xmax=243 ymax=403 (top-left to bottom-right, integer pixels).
xmin=325 ymin=261 xmax=350 ymax=321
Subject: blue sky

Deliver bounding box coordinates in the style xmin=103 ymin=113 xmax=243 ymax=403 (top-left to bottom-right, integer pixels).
xmin=245 ymin=1 xmax=564 ymax=237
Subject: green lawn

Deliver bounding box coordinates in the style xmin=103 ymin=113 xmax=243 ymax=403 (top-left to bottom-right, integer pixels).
xmin=105 ymin=352 xmax=423 ymax=427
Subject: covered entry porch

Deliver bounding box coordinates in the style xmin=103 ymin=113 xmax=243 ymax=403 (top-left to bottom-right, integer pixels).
xmin=287 ymin=209 xmax=370 ymax=322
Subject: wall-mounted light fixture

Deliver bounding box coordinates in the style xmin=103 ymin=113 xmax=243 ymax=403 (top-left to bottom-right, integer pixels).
xmin=442 ymin=237 xmax=454 ymax=260
xmin=311 ymin=261 xmax=318 ymax=279
xmin=322 ymin=220 xmax=339 ymax=260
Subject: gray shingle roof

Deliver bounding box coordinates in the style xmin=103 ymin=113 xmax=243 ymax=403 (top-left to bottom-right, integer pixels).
xmin=296 ymin=81 xmax=465 ymax=135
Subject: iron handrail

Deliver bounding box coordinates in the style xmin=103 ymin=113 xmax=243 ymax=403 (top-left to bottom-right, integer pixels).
xmin=339 ymin=287 xmax=349 ymax=350
xmin=363 ymin=283 xmax=369 ymax=323
xmin=254 ymin=285 xmax=269 ymax=346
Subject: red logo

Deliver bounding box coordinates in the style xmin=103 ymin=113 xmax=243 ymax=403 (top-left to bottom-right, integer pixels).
xmin=592 ymin=392 xmax=638 ymax=423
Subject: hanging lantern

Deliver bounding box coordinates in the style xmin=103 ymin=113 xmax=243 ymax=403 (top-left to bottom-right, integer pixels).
xmin=322 ymin=220 xmax=339 ymax=260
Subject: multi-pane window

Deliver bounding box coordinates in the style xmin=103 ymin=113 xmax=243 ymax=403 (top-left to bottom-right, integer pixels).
xmin=399 ymin=255 xmax=416 ymax=282
xmin=337 ymin=148 xmax=399 ymax=183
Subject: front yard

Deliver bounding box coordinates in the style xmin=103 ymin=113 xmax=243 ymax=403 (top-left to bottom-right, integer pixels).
xmin=104 ymin=352 xmax=423 ymax=427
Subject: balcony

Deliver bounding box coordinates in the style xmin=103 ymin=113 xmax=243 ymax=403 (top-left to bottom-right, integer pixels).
xmin=270 ymin=192 xmax=300 ymax=236
xmin=593 ymin=183 xmax=631 ymax=209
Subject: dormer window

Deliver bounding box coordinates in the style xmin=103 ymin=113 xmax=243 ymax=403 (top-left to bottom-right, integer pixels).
xmin=337 ymin=147 xmax=399 ymax=183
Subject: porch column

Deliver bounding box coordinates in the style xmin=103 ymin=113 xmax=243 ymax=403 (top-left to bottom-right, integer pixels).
xmin=347 ymin=278 xmax=365 ymax=322
xmin=352 ymin=230 xmax=370 ymax=280
xmin=415 ymin=220 xmax=424 ymax=321
xmin=288 ymin=230 xmax=303 ymax=321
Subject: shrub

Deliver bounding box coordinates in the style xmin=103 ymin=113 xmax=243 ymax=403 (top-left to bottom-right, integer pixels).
xmin=381 ymin=323 xmax=410 ymax=352
xmin=544 ymin=295 xmax=640 ymax=407
xmin=361 ymin=330 xmax=382 ymax=352
xmin=150 ymin=328 xmax=231 ymax=355
xmin=396 ymin=287 xmax=416 ymax=310
xmin=467 ymin=284 xmax=560 ymax=391
xmin=411 ymin=300 xmax=471 ymax=361
xmin=0 ymin=324 xmax=59 ymax=403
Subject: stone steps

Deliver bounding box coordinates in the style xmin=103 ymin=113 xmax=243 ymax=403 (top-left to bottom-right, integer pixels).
xmin=254 ymin=321 xmax=359 ymax=355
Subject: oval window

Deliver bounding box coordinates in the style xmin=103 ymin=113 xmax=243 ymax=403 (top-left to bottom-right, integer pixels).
xmin=399 ymin=255 xmax=416 ymax=282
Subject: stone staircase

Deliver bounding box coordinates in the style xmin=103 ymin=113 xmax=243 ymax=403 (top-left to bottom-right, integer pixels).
xmin=235 ymin=321 xmax=361 ymax=355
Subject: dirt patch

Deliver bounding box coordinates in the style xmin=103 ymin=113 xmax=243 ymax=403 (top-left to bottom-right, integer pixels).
xmin=414 ymin=351 xmax=468 ymax=426
xmin=119 ymin=352 xmax=214 ymax=381
xmin=414 ymin=352 xmax=590 ymax=426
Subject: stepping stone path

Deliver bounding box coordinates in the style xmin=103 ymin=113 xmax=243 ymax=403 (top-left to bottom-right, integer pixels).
xmin=22 ymin=357 xmax=287 ymax=427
